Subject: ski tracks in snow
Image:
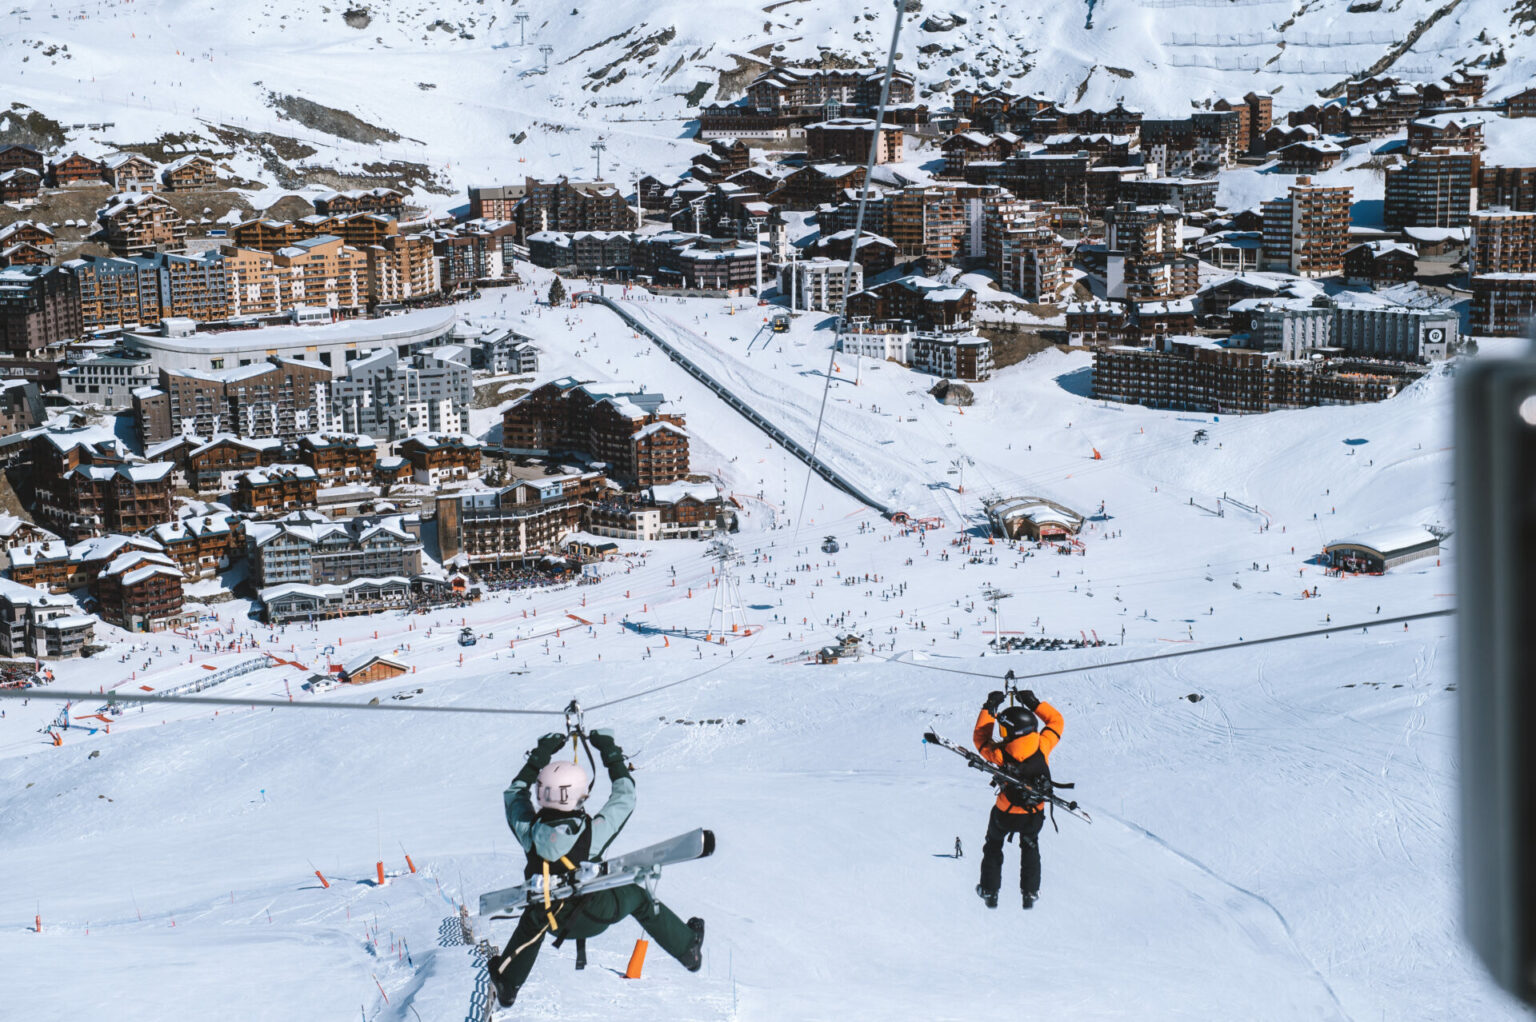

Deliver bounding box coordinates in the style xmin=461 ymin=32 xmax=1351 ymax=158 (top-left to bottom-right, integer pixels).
xmin=1100 ymin=810 xmax=1358 ymax=1022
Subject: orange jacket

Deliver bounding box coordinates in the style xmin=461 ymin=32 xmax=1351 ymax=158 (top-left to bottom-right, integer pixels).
xmin=973 ymin=700 xmax=1064 ymax=814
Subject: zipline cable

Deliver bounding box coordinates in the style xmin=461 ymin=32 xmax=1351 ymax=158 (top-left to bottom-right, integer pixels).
xmin=794 ymin=0 xmax=905 ymax=532
xmin=0 ymin=611 xmax=1452 ymax=715
xmin=0 ymin=636 xmax=761 ymax=718
xmin=864 ymin=608 xmax=1457 ymax=680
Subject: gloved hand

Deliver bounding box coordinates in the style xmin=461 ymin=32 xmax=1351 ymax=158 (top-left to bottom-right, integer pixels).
xmin=530 ymin=732 xmax=568 ymax=768
xmin=984 ymin=690 xmax=1005 ymax=714
xmin=588 ymin=728 xmax=631 ymax=781
xmin=1018 ymin=690 xmax=1040 ymax=711
xmin=588 ymin=728 xmax=624 ymax=766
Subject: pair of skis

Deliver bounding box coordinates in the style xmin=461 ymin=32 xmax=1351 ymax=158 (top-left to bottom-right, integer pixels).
xmin=478 ymin=827 xmax=716 ymax=918
xmin=923 ymin=730 xmax=1093 ymax=824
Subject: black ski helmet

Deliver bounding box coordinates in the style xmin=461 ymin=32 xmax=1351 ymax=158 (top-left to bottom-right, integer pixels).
xmin=997 ymin=704 xmax=1038 ymax=738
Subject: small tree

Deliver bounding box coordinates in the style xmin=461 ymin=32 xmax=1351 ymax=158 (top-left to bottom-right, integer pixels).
xmin=548 ymin=277 xmax=566 ymax=306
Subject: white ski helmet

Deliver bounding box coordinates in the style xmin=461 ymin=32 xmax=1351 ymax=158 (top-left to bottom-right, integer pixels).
xmin=535 ymin=760 xmax=591 ymax=812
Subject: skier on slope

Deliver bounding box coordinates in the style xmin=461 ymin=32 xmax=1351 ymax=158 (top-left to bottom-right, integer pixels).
xmin=973 ymin=687 xmax=1065 ymax=910
xmin=487 ymin=730 xmax=706 ymax=1008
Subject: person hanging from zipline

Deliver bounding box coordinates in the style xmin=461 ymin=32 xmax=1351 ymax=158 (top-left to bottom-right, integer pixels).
xmin=973 ymin=686 xmax=1065 ymax=910
xmin=487 ymin=730 xmax=705 ymax=1008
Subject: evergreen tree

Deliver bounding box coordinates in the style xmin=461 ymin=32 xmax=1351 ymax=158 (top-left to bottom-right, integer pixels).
xmin=548 ymin=277 xmax=566 ymax=306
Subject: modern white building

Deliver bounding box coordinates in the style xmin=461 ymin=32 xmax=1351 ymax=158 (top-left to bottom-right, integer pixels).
xmin=121 ymin=306 xmax=457 ymax=374
xmin=779 ymin=257 xmax=862 ymax=312
xmin=57 ymin=352 xmax=157 ymax=410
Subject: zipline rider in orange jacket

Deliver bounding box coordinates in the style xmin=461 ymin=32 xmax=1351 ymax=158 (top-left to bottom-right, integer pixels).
xmin=973 ymin=687 xmax=1064 ymax=910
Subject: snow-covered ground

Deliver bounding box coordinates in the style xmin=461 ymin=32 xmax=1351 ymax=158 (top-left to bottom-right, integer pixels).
xmin=0 ymin=270 xmax=1524 ymax=1019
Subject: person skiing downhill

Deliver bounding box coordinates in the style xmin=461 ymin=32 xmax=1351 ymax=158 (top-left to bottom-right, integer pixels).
xmin=487 ymin=730 xmax=705 ymax=1008
xmin=973 ymin=687 xmax=1065 ymax=910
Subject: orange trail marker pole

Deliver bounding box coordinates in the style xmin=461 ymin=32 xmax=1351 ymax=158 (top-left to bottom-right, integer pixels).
xmin=625 ymin=939 xmax=649 ymax=978
xmin=315 ymin=870 xmax=330 ymax=888
xmin=376 ymin=862 xmax=386 ymax=886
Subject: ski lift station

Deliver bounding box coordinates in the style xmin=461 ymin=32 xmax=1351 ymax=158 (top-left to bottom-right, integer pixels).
xmin=1323 ymin=526 xmax=1441 ymax=573
xmin=983 ymin=497 xmax=1085 ymax=542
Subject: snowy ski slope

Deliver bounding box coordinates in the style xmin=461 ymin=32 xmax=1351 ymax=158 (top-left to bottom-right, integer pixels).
xmin=0 ymin=269 xmax=1525 ymax=1020
xmin=3 ymin=0 xmax=1532 ymax=210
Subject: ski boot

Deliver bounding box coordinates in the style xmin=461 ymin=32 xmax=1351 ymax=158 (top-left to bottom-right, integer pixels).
xmin=681 ymin=917 xmax=706 ymax=972
xmin=976 ymin=885 xmax=998 ymax=909
xmin=1021 ymin=891 xmax=1038 ymax=910
xmin=486 ymin=954 xmax=518 ymax=1008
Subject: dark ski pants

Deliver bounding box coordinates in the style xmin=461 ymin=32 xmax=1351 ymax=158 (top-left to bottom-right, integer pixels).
xmin=493 ymin=884 xmax=695 ymax=993
xmin=979 ymin=805 xmax=1046 ymax=895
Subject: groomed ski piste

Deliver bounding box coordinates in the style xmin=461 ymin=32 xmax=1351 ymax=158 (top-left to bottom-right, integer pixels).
xmin=0 ymin=265 xmax=1525 ymax=1020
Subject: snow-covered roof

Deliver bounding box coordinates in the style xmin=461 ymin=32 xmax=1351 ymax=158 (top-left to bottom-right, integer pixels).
xmin=1325 ymin=527 xmax=1440 ymax=556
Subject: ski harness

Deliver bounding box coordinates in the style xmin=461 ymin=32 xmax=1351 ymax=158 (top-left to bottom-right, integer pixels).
xmin=996 ymin=727 xmax=1074 ymax=832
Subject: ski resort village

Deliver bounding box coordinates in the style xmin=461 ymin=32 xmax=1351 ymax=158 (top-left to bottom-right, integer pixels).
xmin=0 ymin=0 xmax=1533 ymax=1018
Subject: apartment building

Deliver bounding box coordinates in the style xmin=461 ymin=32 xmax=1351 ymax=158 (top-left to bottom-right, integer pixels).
xmin=1384 ymin=150 xmax=1478 ymax=229
xmin=436 ymin=473 xmax=605 ymax=565
xmin=844 ymin=276 xmax=976 ymax=331
xmin=884 ymin=186 xmax=967 ymax=267
xmin=0 ymin=264 xmax=81 ymax=353
xmin=366 ymin=234 xmax=440 ymax=305
xmin=0 ymin=578 xmax=94 ymax=659
xmin=779 ymin=257 xmax=863 ymax=312
xmin=1104 ymin=203 xmax=1199 ymax=300
xmin=313 ymin=189 xmax=405 ymax=218
xmin=503 ymin=379 xmax=689 ymax=487
xmin=133 ymin=357 xmax=334 ymax=445
xmin=1479 ymin=165 xmax=1536 ymax=212
xmin=1261 ymin=177 xmax=1353 ymax=278
xmin=34 ymin=460 xmax=175 ymax=543
xmin=298 ymin=432 xmax=378 ymax=484
xmin=160 ymin=155 xmax=219 ymax=192
xmin=1468 ymin=209 xmax=1536 ymax=335
xmin=91 ymin=550 xmax=187 ymax=632
xmin=101 ymin=152 xmax=158 ymax=191
xmin=234 ymin=464 xmax=320 ymax=515
xmin=805 ymin=118 xmax=904 ymax=164
xmin=69 ymin=251 xmax=230 ymax=330
xmin=97 ymin=192 xmax=188 ymax=257
xmin=148 ymin=511 xmax=244 ymax=579
xmin=398 ymin=433 xmax=483 ymax=486
xmin=1093 ymin=337 xmax=1419 ymax=413
xmin=837 ymin=322 xmax=994 ymax=381
xmin=246 ymin=513 xmax=423 ymax=588
xmin=330 ymin=346 xmax=473 ymax=441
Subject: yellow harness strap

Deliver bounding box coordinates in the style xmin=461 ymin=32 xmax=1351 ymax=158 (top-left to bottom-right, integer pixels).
xmin=541 ymin=857 xmax=579 ymax=931
xmin=542 ymin=861 xmax=558 ymax=931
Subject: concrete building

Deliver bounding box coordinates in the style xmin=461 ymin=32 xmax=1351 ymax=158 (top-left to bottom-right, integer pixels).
xmin=133 ymin=357 xmax=335 ymax=444
xmin=0 ymin=577 xmax=94 ymax=659
xmin=836 ymin=322 xmax=993 ymax=381
xmin=1243 ymin=297 xmax=1458 ymax=361
xmin=119 ymin=306 xmax=457 ymax=373
xmin=1384 ymin=150 xmax=1478 ymax=229
xmin=330 ymin=345 xmax=473 ymax=441
xmin=1469 ymin=210 xmax=1536 ymax=335
xmin=69 ymin=252 xmax=230 ymax=331
xmin=1104 ymin=203 xmax=1199 ymax=300
xmin=1262 ymin=177 xmax=1353 ymax=278
xmin=0 ymin=264 xmax=81 ymax=354
xmin=1092 ymin=336 xmax=1422 ymax=414
xmin=57 ymin=352 xmax=157 ymax=409
xmin=779 ymin=258 xmax=862 ymax=312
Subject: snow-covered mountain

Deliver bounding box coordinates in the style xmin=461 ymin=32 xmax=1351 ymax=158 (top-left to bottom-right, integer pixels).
xmin=3 ymin=0 xmax=1531 ymax=210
